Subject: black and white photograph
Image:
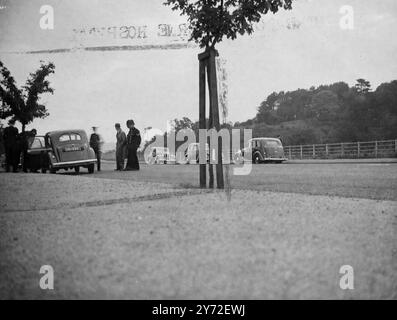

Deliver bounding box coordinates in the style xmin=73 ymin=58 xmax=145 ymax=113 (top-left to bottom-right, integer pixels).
xmin=0 ymin=0 xmax=396 ymax=306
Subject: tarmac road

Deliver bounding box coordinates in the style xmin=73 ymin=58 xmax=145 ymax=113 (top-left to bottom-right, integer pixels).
xmin=0 ymin=161 xmax=396 ymax=299
xmin=89 ymin=160 xmax=397 ymax=201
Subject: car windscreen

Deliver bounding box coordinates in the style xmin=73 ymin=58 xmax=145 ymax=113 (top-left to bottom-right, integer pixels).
xmin=57 ymin=133 xmax=83 ymax=142
xmin=70 ymin=133 xmax=82 ymax=141
xmin=59 ymin=134 xmax=71 ymax=142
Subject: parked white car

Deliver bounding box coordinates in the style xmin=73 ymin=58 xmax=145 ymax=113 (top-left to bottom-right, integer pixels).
xmin=185 ymin=143 xmax=209 ymax=164
xmin=146 ymin=147 xmax=174 ymax=164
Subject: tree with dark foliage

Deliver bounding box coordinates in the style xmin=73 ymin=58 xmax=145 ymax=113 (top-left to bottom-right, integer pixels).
xmin=0 ymin=60 xmax=55 ymax=132
xmin=164 ymin=0 xmax=293 ymax=49
xmin=355 ymin=78 xmax=371 ymax=94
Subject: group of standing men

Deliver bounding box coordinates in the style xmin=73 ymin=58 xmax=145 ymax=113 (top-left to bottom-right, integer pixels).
xmin=2 ymin=118 xmax=141 ymax=173
xmin=2 ymin=119 xmax=37 ymax=173
xmin=114 ymin=119 xmax=141 ymax=171
xmin=89 ymin=119 xmax=141 ymax=172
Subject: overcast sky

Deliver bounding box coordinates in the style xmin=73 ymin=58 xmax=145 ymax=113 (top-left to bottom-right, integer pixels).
xmin=0 ymin=0 xmax=397 ymax=145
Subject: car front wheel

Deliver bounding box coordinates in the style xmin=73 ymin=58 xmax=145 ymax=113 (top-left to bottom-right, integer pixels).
xmin=88 ymin=164 xmax=95 ymax=174
xmin=253 ymin=153 xmax=261 ymax=164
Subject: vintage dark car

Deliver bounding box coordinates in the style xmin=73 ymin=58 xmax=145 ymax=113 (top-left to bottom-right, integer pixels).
xmin=25 ymin=130 xmax=96 ymax=173
xmin=235 ymin=138 xmax=287 ymax=164
xmin=2 ymin=130 xmax=96 ymax=173
xmin=43 ymin=130 xmax=97 ymax=173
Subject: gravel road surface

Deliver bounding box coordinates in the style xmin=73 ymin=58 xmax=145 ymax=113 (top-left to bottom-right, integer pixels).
xmin=0 ymin=162 xmax=396 ymax=299
xmin=92 ymin=161 xmax=397 ymax=200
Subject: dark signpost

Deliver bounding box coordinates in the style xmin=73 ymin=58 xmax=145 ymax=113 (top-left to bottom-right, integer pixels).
xmin=198 ymin=48 xmax=224 ymax=188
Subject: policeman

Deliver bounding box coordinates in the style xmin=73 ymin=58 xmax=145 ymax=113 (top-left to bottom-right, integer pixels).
xmin=124 ymin=119 xmax=141 ymax=171
xmin=89 ymin=126 xmax=102 ymax=171
xmin=3 ymin=119 xmax=19 ymax=172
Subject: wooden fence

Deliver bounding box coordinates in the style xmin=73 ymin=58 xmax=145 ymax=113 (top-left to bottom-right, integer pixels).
xmin=284 ymin=139 xmax=397 ymax=159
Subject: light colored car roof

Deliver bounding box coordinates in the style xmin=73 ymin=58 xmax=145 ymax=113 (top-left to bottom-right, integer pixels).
xmin=46 ymin=129 xmax=87 ymax=137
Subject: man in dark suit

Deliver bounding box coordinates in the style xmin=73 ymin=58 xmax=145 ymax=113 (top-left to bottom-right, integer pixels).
xmin=124 ymin=119 xmax=141 ymax=171
xmin=3 ymin=119 xmax=19 ymax=172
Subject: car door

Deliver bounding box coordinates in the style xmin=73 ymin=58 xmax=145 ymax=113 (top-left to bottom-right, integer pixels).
xmin=251 ymin=140 xmax=261 ymax=159
xmin=27 ymin=136 xmax=47 ymax=156
xmin=27 ymin=136 xmax=49 ymax=168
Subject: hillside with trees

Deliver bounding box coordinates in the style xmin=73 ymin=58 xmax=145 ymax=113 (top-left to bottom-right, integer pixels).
xmin=234 ymin=79 xmax=397 ymax=145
